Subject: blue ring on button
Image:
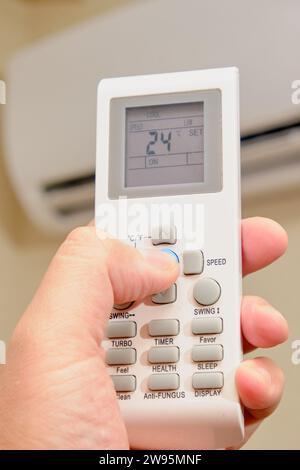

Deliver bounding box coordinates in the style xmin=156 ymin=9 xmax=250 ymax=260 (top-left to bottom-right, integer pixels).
xmin=161 ymin=248 xmax=179 ymax=263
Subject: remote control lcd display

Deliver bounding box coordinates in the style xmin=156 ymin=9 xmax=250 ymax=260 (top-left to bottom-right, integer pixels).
xmin=125 ymin=102 xmax=204 ymax=188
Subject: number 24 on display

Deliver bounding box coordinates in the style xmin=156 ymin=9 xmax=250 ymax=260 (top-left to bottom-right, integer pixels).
xmin=146 ymin=131 xmax=172 ymax=155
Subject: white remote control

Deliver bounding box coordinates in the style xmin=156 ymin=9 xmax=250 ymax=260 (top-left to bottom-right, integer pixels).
xmin=95 ymin=67 xmax=244 ymax=450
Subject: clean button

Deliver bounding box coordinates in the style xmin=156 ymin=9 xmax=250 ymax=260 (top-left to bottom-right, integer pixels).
xmin=111 ymin=375 xmax=136 ymax=392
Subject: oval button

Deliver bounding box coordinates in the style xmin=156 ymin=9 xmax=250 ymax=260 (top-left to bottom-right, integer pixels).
xmin=193 ymin=278 xmax=221 ymax=306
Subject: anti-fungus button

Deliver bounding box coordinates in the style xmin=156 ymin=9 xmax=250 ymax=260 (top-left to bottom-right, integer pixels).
xmin=148 ymin=373 xmax=180 ymax=391
xmin=193 ymin=278 xmax=221 ymax=306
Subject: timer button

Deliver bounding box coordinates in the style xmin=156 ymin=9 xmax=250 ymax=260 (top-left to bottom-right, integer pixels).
xmin=183 ymin=250 xmax=204 ymax=274
xmin=151 ymin=223 xmax=177 ymax=245
xmin=148 ymin=319 xmax=180 ymax=337
xmin=193 ymin=278 xmax=221 ymax=306
xmin=152 ymin=284 xmax=177 ymax=304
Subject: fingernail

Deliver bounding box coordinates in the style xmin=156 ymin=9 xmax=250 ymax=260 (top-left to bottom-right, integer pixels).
xmin=143 ymin=250 xmax=178 ymax=270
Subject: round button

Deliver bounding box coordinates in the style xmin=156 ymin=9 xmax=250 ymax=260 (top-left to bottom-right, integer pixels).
xmin=193 ymin=278 xmax=221 ymax=306
xmin=161 ymin=248 xmax=179 ymax=263
xmin=113 ymin=302 xmax=134 ymax=311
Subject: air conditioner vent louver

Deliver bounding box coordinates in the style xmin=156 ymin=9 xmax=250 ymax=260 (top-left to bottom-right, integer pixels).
xmin=43 ymin=173 xmax=95 ymax=193
xmin=241 ymin=121 xmax=300 ymax=197
xmin=41 ymin=172 xmax=95 ymax=225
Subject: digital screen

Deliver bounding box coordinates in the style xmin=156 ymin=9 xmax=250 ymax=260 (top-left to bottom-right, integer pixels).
xmin=125 ymin=102 xmax=204 ymax=188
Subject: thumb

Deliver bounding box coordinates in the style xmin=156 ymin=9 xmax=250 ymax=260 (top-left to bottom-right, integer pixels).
xmin=17 ymin=226 xmax=179 ymax=344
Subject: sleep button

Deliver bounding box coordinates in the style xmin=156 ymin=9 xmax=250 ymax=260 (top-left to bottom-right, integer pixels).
xmin=148 ymin=373 xmax=180 ymax=391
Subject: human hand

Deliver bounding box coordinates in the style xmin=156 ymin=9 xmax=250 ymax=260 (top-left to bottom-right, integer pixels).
xmin=0 ymin=217 xmax=288 ymax=449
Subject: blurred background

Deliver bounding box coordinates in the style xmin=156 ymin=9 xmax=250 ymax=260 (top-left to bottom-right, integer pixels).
xmin=0 ymin=0 xmax=299 ymax=449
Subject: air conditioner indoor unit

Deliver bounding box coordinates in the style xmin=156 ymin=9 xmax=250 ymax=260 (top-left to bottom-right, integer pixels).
xmin=3 ymin=0 xmax=300 ymax=234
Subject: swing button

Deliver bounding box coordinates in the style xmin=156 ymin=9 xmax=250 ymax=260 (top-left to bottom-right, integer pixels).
xmin=193 ymin=278 xmax=221 ymax=306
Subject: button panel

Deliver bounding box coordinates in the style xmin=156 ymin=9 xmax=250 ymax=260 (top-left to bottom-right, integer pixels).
xmin=107 ymin=321 xmax=137 ymax=339
xmin=106 ymin=348 xmax=136 ymax=366
xmin=148 ymin=346 xmax=179 ymax=364
xmin=148 ymin=373 xmax=180 ymax=391
xmin=106 ymin=225 xmax=226 ymax=394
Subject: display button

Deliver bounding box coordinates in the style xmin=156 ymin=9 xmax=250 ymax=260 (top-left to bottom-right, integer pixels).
xmin=192 ymin=372 xmax=224 ymax=390
xmin=151 ymin=223 xmax=177 ymax=245
xmin=193 ymin=278 xmax=221 ymax=305
xmin=148 ymin=373 xmax=180 ymax=391
xmin=152 ymin=284 xmax=177 ymax=304
xmin=192 ymin=318 xmax=223 ymax=335
xmin=148 ymin=319 xmax=180 ymax=337
xmin=107 ymin=321 xmax=137 ymax=339
xmin=192 ymin=345 xmax=223 ymax=362
xmin=148 ymin=346 xmax=179 ymax=364
xmin=111 ymin=375 xmax=136 ymax=392
xmin=106 ymin=348 xmax=136 ymax=366
xmin=183 ymin=250 xmax=204 ymax=274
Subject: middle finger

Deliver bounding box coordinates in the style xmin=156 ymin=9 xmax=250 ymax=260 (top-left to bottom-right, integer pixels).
xmin=241 ymin=296 xmax=289 ymax=353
